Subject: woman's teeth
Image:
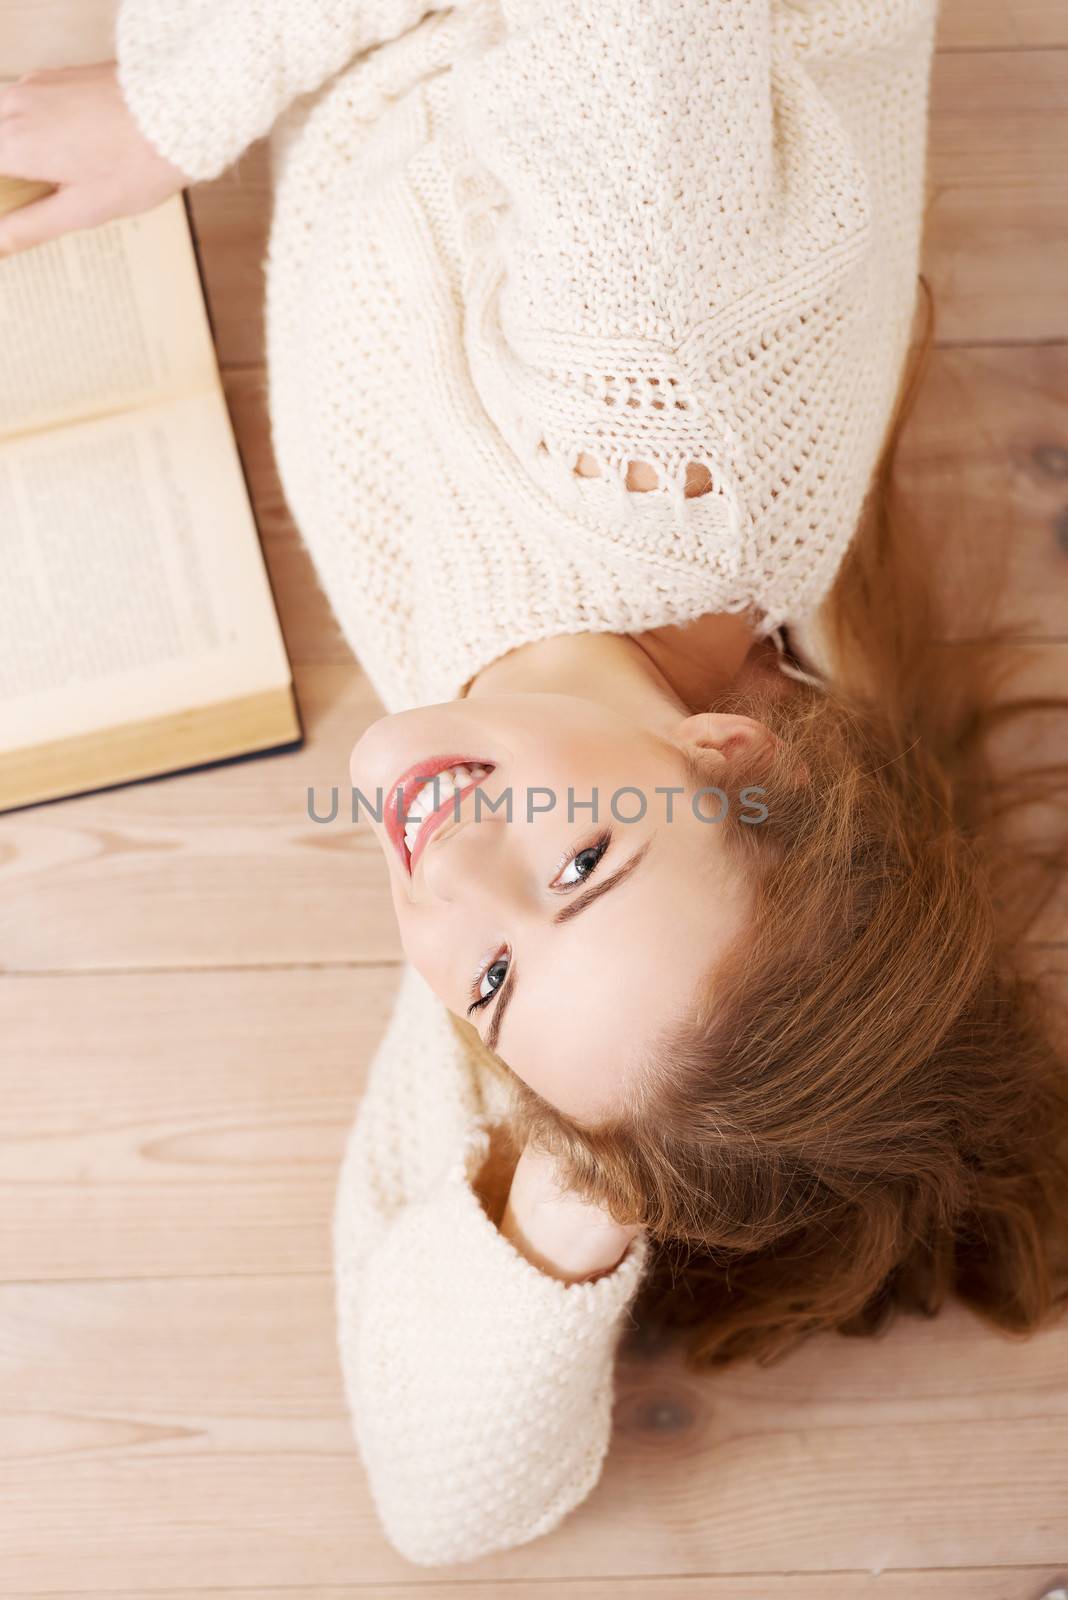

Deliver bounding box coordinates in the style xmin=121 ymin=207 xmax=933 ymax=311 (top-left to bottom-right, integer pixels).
xmin=403 ymin=764 xmax=491 ymax=859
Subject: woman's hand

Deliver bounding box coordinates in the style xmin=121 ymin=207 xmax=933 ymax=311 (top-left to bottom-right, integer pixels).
xmin=0 ymin=63 xmax=190 ymax=257
xmin=500 ymin=1140 xmax=642 ymax=1284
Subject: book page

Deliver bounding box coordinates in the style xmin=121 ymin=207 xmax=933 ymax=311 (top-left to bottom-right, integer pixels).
xmin=0 ymin=194 xmax=219 ymax=440
xmin=0 ymin=387 xmax=293 ymax=754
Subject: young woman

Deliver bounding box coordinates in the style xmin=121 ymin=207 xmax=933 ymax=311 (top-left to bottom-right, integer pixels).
xmin=4 ymin=0 xmax=1066 ymax=1569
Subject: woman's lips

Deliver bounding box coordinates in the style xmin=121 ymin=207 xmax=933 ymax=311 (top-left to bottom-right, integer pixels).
xmin=383 ymin=755 xmax=495 ymax=876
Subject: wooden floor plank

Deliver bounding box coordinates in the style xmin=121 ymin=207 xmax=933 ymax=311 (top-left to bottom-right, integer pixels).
xmin=925 ymin=51 xmax=1068 ymax=346
xmin=0 ymin=965 xmax=387 ymax=1280
xmin=2 ymin=1277 xmax=1066 ymax=1589
xmin=9 ymin=1580 xmax=1068 ymax=1600
xmin=938 ymin=0 xmax=1068 ymax=51
xmin=0 ymin=664 xmax=403 ymax=972
xmin=896 ymin=345 xmax=1068 ymax=641
xmin=5 ymin=1274 xmax=1068 ymax=1420
xmin=221 ymin=369 xmax=353 ymax=667
xmin=0 ymin=966 xmax=397 ymax=1282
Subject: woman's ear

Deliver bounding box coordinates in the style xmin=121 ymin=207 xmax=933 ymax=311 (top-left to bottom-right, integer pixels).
xmin=669 ymin=712 xmax=778 ymax=774
xmin=669 ymin=711 xmax=810 ymax=792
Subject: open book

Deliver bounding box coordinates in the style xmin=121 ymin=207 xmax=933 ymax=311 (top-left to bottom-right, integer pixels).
xmin=0 ymin=176 xmax=300 ymax=812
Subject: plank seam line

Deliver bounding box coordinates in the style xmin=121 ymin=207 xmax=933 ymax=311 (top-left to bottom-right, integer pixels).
xmin=4 ymin=1561 xmax=1067 ymax=1596
xmin=935 ymin=43 xmax=1068 ymax=56
xmin=0 ymin=961 xmax=406 ymax=979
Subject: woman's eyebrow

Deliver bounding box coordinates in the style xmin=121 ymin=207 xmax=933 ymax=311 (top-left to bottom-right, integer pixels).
xmin=485 ymin=961 xmax=517 ymax=1056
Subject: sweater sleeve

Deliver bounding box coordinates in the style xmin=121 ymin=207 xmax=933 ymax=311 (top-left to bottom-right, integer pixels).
xmin=446 ymin=0 xmax=789 ymax=503
xmin=114 ymin=0 xmax=459 ymax=182
xmin=340 ymin=1123 xmax=649 ymax=1567
xmin=331 ymin=969 xmax=650 ymax=1567
xmin=443 ymin=0 xmax=931 ymax=610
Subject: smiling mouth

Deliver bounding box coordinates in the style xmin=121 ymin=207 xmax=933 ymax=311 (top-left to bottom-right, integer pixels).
xmin=383 ymin=757 xmax=496 ymax=875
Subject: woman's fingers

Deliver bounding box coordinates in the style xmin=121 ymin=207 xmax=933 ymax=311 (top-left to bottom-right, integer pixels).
xmin=502 ymin=1138 xmax=642 ymax=1281
xmin=0 ymin=182 xmax=107 ymax=256
xmin=0 ymin=70 xmax=111 ymax=183
xmin=0 ymin=82 xmax=49 ymax=182
xmin=0 ymin=63 xmax=190 ymax=257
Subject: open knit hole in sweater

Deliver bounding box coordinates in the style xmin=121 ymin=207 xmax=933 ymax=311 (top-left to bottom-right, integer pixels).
xmin=572 ymin=452 xmax=657 ymax=490
xmin=625 ymin=459 xmax=658 ymax=491
xmin=572 ymin=453 xmax=713 ymax=498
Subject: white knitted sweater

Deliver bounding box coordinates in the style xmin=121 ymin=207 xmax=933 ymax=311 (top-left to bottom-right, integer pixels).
xmin=115 ymin=0 xmax=936 ymax=1567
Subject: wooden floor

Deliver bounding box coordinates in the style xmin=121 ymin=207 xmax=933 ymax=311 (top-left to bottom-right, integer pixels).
xmin=2 ymin=1 xmax=1068 ymax=1595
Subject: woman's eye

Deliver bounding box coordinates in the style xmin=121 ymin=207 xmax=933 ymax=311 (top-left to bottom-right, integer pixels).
xmin=467 ymin=951 xmax=510 ymax=1017
xmin=479 ymin=955 xmax=509 ymax=1000
xmin=555 ymin=833 xmax=610 ymax=888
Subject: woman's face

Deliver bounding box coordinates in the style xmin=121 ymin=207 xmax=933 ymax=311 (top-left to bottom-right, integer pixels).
xmin=350 ymin=692 xmax=756 ymax=1122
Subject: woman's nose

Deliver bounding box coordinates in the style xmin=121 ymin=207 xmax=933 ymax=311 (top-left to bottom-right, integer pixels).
xmin=417 ymin=807 xmax=509 ymax=906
